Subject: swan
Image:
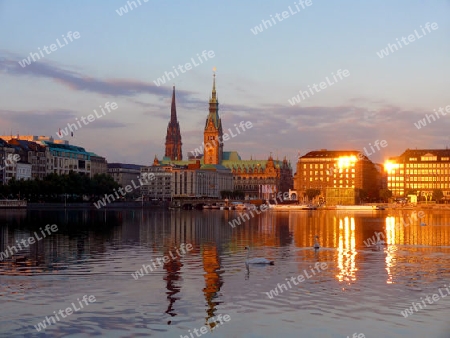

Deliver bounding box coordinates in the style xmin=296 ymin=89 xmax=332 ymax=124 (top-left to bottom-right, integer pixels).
xmin=313 ymin=236 xmax=320 ymax=250
xmin=376 ymin=239 xmax=387 ymax=246
xmin=244 ymin=246 xmax=274 ymax=265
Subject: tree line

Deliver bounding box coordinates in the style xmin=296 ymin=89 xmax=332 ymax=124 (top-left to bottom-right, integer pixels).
xmin=0 ymin=172 xmax=120 ymax=202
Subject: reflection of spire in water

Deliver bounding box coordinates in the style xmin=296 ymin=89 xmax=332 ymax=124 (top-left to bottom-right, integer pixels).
xmin=202 ymin=244 xmax=223 ymax=329
xmin=336 ymin=216 xmax=357 ymax=282
xmin=163 ymin=253 xmax=183 ymax=318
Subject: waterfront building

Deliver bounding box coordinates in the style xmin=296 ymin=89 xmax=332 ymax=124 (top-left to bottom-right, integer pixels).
xmin=16 ymin=163 xmax=32 ymax=181
xmin=89 ymin=153 xmax=108 ymax=176
xmin=140 ymin=158 xmax=232 ymax=199
xmin=0 ymin=138 xmax=15 ymax=184
xmin=108 ymin=163 xmax=142 ymax=190
xmin=140 ymin=163 xmax=173 ymax=200
xmin=385 ymin=148 xmax=450 ymax=201
xmin=0 ymin=135 xmax=107 ymax=178
xmin=293 ymin=149 xmax=382 ymax=203
xmin=7 ymin=138 xmax=47 ymax=180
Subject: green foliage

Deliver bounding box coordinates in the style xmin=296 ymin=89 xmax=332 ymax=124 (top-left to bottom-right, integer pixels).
xmin=379 ymin=189 xmax=393 ymax=201
xmin=220 ymin=190 xmax=233 ymax=199
xmin=432 ymin=189 xmax=444 ymax=202
xmin=305 ymin=189 xmax=321 ymax=200
xmin=232 ymin=190 xmax=245 ymax=199
xmin=0 ymin=172 xmax=120 ymax=202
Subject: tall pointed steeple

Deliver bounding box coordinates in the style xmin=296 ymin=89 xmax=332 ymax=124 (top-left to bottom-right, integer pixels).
xmin=171 ymin=85 xmax=177 ymax=121
xmin=204 ymin=70 xmax=223 ymax=165
xmin=165 ymin=86 xmax=182 ymax=161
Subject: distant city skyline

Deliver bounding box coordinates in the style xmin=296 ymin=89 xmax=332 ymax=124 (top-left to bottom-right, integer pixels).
xmin=1 ymin=1 xmax=450 ymax=166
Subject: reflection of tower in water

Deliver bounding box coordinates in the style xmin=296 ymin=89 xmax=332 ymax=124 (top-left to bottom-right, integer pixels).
xmin=202 ymin=243 xmax=223 ymax=329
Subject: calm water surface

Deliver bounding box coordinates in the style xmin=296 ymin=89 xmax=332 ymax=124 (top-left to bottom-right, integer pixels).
xmin=1 ymin=208 xmax=450 ymax=338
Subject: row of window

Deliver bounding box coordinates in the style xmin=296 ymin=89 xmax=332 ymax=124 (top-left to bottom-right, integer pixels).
xmin=303 ymin=163 xmax=340 ymax=169
xmin=303 ymin=170 xmax=355 ymax=176
xmin=406 ymin=163 xmax=450 ymax=168
xmin=406 ymin=169 xmax=450 ymax=174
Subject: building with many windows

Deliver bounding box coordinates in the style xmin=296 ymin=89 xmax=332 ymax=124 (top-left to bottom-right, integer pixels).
xmin=7 ymin=138 xmax=47 ymax=180
xmin=0 ymin=136 xmax=107 ymax=178
xmin=293 ymin=149 xmax=382 ymax=202
xmin=0 ymin=139 xmax=16 ymax=184
xmin=140 ymin=164 xmax=173 ymax=200
xmin=140 ymin=159 xmax=233 ymax=200
xmin=108 ymin=163 xmax=142 ymax=190
xmin=385 ymin=148 xmax=450 ymax=201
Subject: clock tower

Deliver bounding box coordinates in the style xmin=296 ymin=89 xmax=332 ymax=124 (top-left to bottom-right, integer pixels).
xmin=203 ymin=72 xmax=223 ymax=165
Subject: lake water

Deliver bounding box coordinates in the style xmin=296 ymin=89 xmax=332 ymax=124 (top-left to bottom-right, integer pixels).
xmin=1 ymin=208 xmax=450 ymax=338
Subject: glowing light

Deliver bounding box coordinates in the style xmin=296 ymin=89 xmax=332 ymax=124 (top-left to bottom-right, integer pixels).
xmin=337 ymin=156 xmax=357 ymax=169
xmin=213 ymin=67 xmax=216 ymax=72
xmin=384 ymin=160 xmax=399 ymax=173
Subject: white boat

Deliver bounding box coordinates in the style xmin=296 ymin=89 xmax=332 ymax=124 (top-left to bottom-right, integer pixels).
xmin=336 ymin=205 xmax=384 ymax=210
xmin=244 ymin=203 xmax=256 ymax=210
xmin=0 ymin=200 xmax=27 ymax=208
xmin=268 ymin=203 xmax=316 ymax=210
xmin=203 ymin=204 xmax=211 ymax=209
xmin=233 ymin=203 xmax=246 ymax=210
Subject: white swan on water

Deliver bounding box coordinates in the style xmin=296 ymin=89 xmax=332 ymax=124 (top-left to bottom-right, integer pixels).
xmin=244 ymin=246 xmax=274 ymax=265
xmin=313 ymin=236 xmax=320 ymax=250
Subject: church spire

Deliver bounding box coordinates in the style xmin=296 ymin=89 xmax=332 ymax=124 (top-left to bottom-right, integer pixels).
xmin=165 ymin=86 xmax=182 ymax=161
xmin=170 ymin=85 xmax=177 ymax=121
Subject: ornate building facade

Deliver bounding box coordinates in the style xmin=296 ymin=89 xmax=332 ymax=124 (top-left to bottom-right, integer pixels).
xmin=164 ymin=86 xmax=183 ymax=161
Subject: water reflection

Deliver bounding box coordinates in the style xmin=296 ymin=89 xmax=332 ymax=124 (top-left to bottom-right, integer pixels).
xmin=1 ymin=209 xmax=450 ymax=336
xmin=336 ymin=216 xmax=357 ymax=283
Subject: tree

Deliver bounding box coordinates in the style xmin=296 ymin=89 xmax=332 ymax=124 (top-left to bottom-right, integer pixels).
xmin=379 ymin=189 xmax=392 ymax=202
xmin=3 ymin=172 xmax=120 ymax=202
xmin=432 ymin=189 xmax=444 ymax=203
xmin=220 ymin=190 xmax=233 ymax=199
xmin=305 ymin=189 xmax=321 ymax=201
xmin=232 ymin=190 xmax=245 ymax=200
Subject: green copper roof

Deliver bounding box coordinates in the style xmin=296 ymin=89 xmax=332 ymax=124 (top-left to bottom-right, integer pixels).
xmin=222 ymin=151 xmax=242 ymax=161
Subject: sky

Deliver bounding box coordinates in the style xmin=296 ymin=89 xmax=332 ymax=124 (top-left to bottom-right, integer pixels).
xmin=1 ymin=0 xmax=449 ymax=168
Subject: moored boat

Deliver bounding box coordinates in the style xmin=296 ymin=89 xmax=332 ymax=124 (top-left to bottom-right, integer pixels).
xmin=0 ymin=199 xmax=27 ymax=208
xmin=336 ymin=205 xmax=384 ymax=210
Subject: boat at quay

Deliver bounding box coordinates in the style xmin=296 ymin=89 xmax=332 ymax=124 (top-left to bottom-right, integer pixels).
xmin=0 ymin=199 xmax=27 ymax=208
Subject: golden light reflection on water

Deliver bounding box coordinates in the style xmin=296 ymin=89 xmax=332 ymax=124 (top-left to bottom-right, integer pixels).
xmin=336 ymin=216 xmax=357 ymax=283
xmin=385 ymin=216 xmax=396 ymax=284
